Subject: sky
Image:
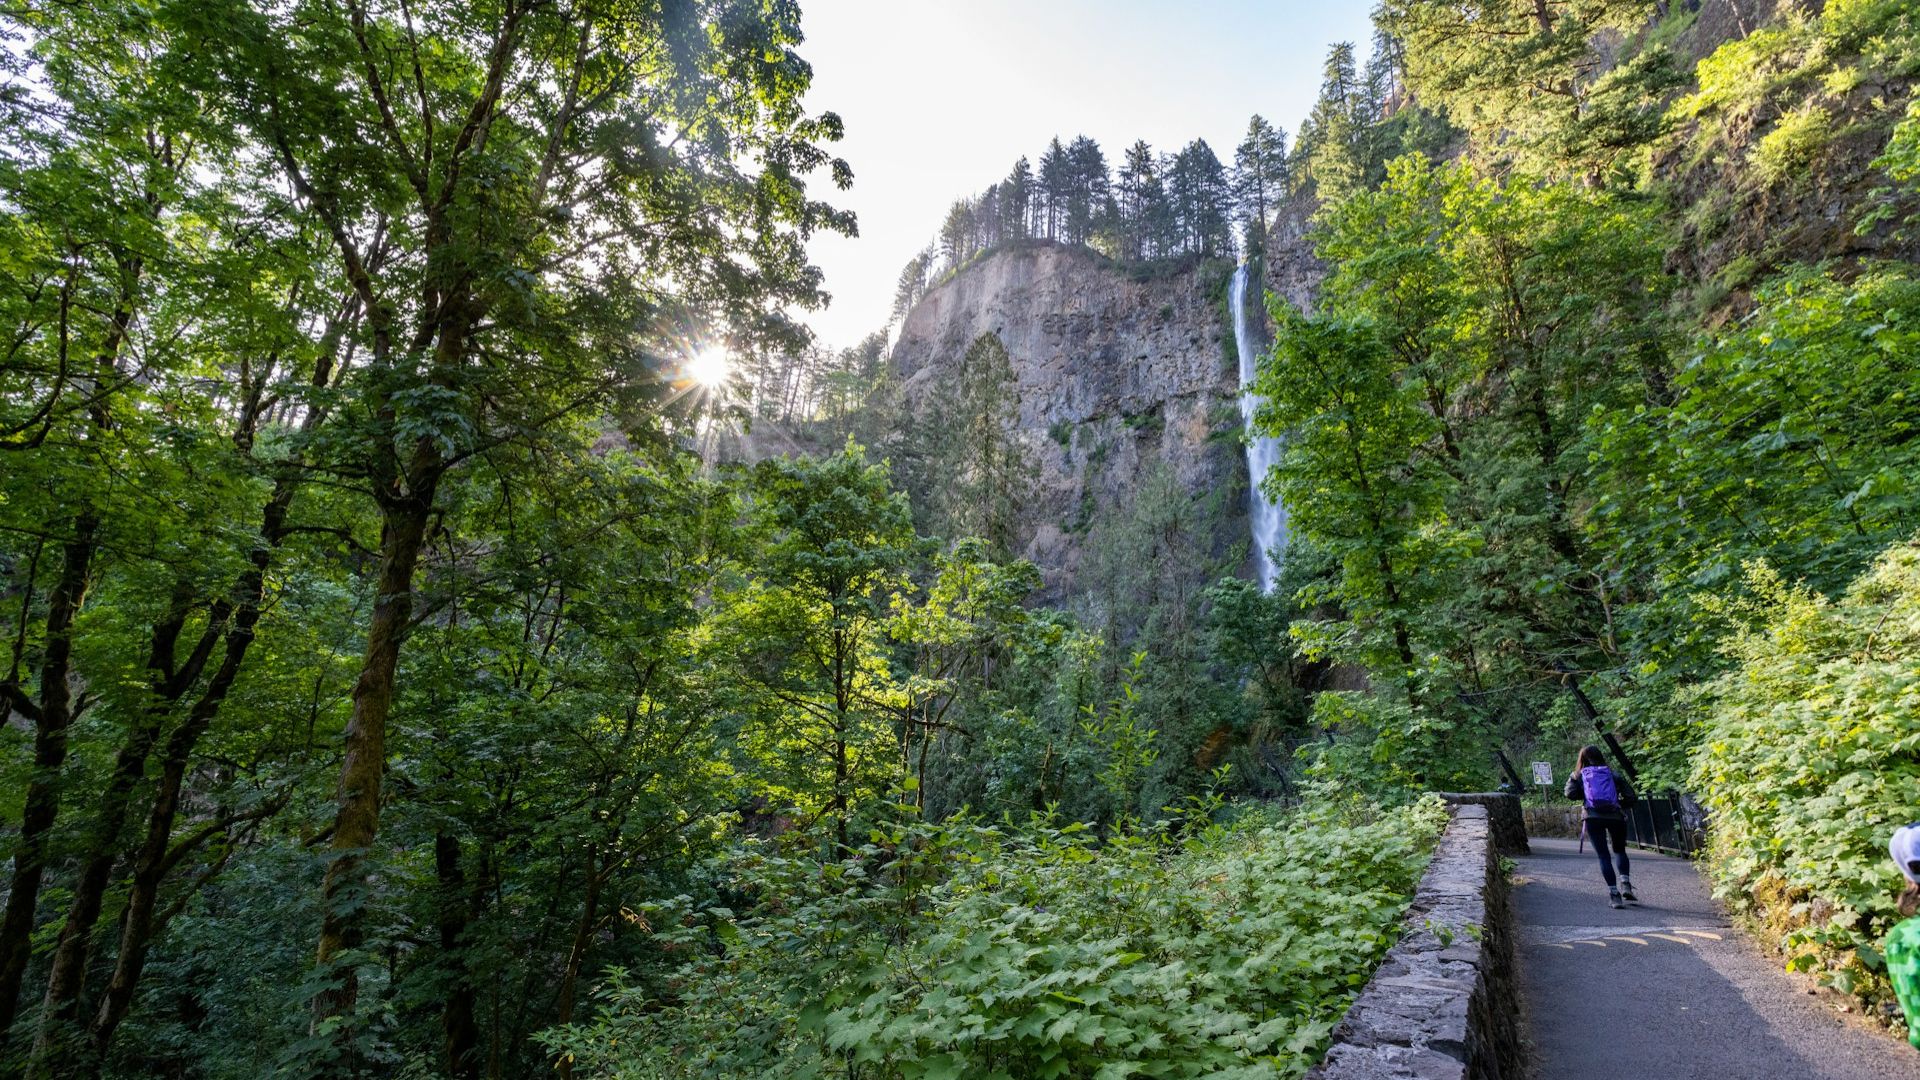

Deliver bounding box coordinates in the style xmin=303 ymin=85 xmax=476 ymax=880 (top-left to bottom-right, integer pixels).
xmin=791 ymin=0 xmax=1381 ymax=352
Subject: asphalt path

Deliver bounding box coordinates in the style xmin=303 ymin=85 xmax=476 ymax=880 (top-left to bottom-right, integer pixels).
xmin=1514 ymin=837 xmax=1920 ymax=1080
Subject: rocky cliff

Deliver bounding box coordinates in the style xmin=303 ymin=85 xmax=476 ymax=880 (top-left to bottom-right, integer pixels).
xmin=1259 ymin=198 xmax=1326 ymax=318
xmin=891 ymin=242 xmax=1249 ymax=594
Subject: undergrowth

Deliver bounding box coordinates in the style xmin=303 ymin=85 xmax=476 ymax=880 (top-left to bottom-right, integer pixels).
xmin=1690 ymin=539 xmax=1920 ymax=1034
xmin=544 ymin=795 xmax=1449 ymax=1079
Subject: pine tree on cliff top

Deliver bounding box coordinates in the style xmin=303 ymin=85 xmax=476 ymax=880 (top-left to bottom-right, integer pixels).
xmin=1234 ymin=115 xmax=1289 ymax=250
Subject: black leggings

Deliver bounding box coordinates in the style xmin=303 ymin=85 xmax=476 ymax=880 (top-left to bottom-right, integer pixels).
xmin=1587 ymin=818 xmax=1630 ymax=887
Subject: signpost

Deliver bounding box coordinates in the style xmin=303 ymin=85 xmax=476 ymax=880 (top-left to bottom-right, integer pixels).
xmin=1531 ymin=761 xmax=1552 ymax=787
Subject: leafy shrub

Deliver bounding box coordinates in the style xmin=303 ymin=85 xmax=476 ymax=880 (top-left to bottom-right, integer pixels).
xmin=1860 ymin=98 xmax=1920 ymax=238
xmin=1679 ymin=0 xmax=1917 ymax=122
xmin=1294 ymin=692 xmax=1497 ymax=799
xmin=1824 ymin=0 xmax=1920 ymax=75
xmin=1680 ymin=25 xmax=1802 ymax=119
xmin=1640 ymin=1 xmax=1699 ymax=57
xmin=1587 ymin=264 xmax=1920 ymax=717
xmin=1122 ymin=408 xmax=1164 ymax=436
xmin=1673 ymin=0 xmax=1918 ymax=184
xmin=1690 ymin=539 xmax=1920 ymax=1022
xmin=545 ymin=797 xmax=1450 ymax=1079
xmin=1879 ymin=99 xmax=1920 ymax=189
xmin=1753 ymin=106 xmax=1833 ymax=186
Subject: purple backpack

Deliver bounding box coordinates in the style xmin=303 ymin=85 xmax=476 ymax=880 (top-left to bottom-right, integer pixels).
xmin=1582 ymin=766 xmax=1621 ymax=812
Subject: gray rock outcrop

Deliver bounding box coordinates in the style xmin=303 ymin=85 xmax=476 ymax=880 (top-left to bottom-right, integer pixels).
xmin=891 ymin=242 xmax=1248 ymax=593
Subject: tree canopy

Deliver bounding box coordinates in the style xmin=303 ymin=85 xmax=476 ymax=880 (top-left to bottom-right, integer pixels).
xmin=6 ymin=0 xmax=1920 ymax=1073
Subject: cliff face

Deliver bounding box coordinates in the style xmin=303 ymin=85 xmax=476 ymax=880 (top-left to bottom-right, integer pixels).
xmin=891 ymin=242 xmax=1247 ymax=593
xmin=1261 ymin=198 xmax=1326 ymax=317
xmin=1654 ymin=53 xmax=1919 ymax=313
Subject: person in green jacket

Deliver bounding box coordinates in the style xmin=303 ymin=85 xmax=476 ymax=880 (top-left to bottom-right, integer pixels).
xmin=1886 ymin=825 xmax=1920 ymax=1051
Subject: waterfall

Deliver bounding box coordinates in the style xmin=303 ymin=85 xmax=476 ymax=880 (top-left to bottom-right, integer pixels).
xmin=1232 ymin=264 xmax=1288 ymax=592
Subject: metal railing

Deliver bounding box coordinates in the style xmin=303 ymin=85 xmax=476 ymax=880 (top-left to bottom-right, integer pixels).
xmin=1623 ymin=793 xmax=1707 ymax=856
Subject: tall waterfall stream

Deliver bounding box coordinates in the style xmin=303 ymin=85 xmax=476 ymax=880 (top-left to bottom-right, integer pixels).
xmin=1231 ymin=264 xmax=1288 ymax=591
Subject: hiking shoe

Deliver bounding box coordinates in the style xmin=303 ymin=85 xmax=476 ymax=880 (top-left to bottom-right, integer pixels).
xmin=1621 ymin=877 xmax=1637 ymax=903
xmin=1609 ymin=888 xmax=1626 ymax=909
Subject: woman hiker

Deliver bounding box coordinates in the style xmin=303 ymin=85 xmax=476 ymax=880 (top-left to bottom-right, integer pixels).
xmin=1566 ymin=744 xmax=1637 ymax=909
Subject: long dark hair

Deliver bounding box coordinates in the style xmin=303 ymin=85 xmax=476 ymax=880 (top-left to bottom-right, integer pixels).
xmin=1577 ymin=744 xmax=1607 ymax=770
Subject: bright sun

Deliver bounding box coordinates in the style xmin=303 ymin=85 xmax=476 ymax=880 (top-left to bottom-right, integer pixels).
xmin=687 ymin=347 xmax=730 ymax=389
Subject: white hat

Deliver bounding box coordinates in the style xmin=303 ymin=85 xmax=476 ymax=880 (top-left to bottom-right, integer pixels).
xmin=1891 ymin=825 xmax=1920 ymax=884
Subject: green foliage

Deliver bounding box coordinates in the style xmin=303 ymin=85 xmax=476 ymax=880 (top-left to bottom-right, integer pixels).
xmin=1873 ymin=98 xmax=1920 ymax=180
xmin=1235 ymin=115 xmax=1290 ymax=247
xmin=1379 ymin=0 xmax=1681 ymax=183
xmin=1690 ymin=541 xmax=1920 ymax=1014
xmin=16 ymin=0 xmax=1920 ymax=1071
xmin=1860 ymin=98 xmax=1920 ymax=237
xmin=721 ymin=446 xmax=922 ymax=841
xmin=913 ymin=623 xmax=1099 ymax=823
xmin=1672 ymin=0 xmax=1919 ymax=207
xmin=544 ymin=797 xmax=1450 ymax=1080
xmin=1826 ymin=0 xmax=1920 ymax=77
xmin=1302 ymin=43 xmax=1370 ymax=207
xmin=888 ymin=538 xmax=1058 ymax=811
xmin=1076 ymin=652 xmax=1160 ymax=818
xmin=1587 ymin=263 xmax=1920 ymax=715
xmin=0 ymin=0 xmax=854 ymax=1057
xmin=1880 ymin=98 xmax=1920 ymax=192
xmin=1078 ymin=463 xmax=1250 ymax=812
xmin=1752 ymin=105 xmax=1834 ymax=186
xmin=1203 ymin=578 xmax=1310 ymax=742
xmin=897 ymin=333 xmax=1034 ymax=557
xmin=1680 ymin=24 xmax=1805 ymax=120
xmin=1641 ymin=1 xmax=1699 ymax=55
xmin=1295 ymin=692 xmax=1496 ymax=798
xmin=1256 ymin=302 xmax=1451 ymax=682
xmin=1272 ymin=156 xmax=1676 ymax=703
xmin=908 ymin=128 xmax=1236 ymax=281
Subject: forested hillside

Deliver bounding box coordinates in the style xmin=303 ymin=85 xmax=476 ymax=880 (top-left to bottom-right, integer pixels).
xmin=1251 ymin=0 xmax=1920 ymax=1032
xmin=1 ymin=0 xmax=1918 ymax=1077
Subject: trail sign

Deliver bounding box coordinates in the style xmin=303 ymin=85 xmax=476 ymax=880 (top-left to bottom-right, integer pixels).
xmin=1531 ymin=761 xmax=1552 ymax=786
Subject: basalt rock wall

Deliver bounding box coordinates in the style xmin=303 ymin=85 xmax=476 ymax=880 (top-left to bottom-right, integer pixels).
xmin=891 ymin=242 xmax=1249 ymax=594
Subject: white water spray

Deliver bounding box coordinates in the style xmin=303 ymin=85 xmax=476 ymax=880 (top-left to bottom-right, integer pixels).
xmin=1231 ymin=264 xmax=1288 ymax=592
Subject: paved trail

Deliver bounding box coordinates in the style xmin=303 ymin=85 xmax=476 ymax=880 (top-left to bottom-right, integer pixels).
xmin=1514 ymin=837 xmax=1920 ymax=1080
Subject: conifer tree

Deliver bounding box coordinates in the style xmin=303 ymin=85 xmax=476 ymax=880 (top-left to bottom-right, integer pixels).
xmin=1168 ymin=140 xmax=1232 ymax=257
xmin=893 ymin=245 xmax=936 ymax=325
xmin=978 ymin=183 xmax=1003 ymax=249
xmin=1377 ymin=0 xmax=1680 ymax=182
xmin=1064 ymin=135 xmax=1111 ymax=245
xmin=1002 ymin=156 xmax=1033 ymax=241
xmin=1118 ymin=140 xmax=1161 ymax=260
xmin=1306 ymin=42 xmax=1369 ymax=205
xmin=940 ymin=198 xmax=973 ymax=269
xmin=1233 ymin=116 xmax=1290 ymax=250
xmin=945 ymin=333 xmax=1031 ymax=558
xmin=1038 ymin=137 xmax=1069 ymax=240
xmin=1358 ymin=45 xmax=1398 ymax=180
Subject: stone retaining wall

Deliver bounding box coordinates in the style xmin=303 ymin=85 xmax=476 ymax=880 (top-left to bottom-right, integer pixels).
xmin=1306 ymin=804 xmax=1522 ymax=1080
xmin=1435 ymin=793 xmax=1528 ymax=856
